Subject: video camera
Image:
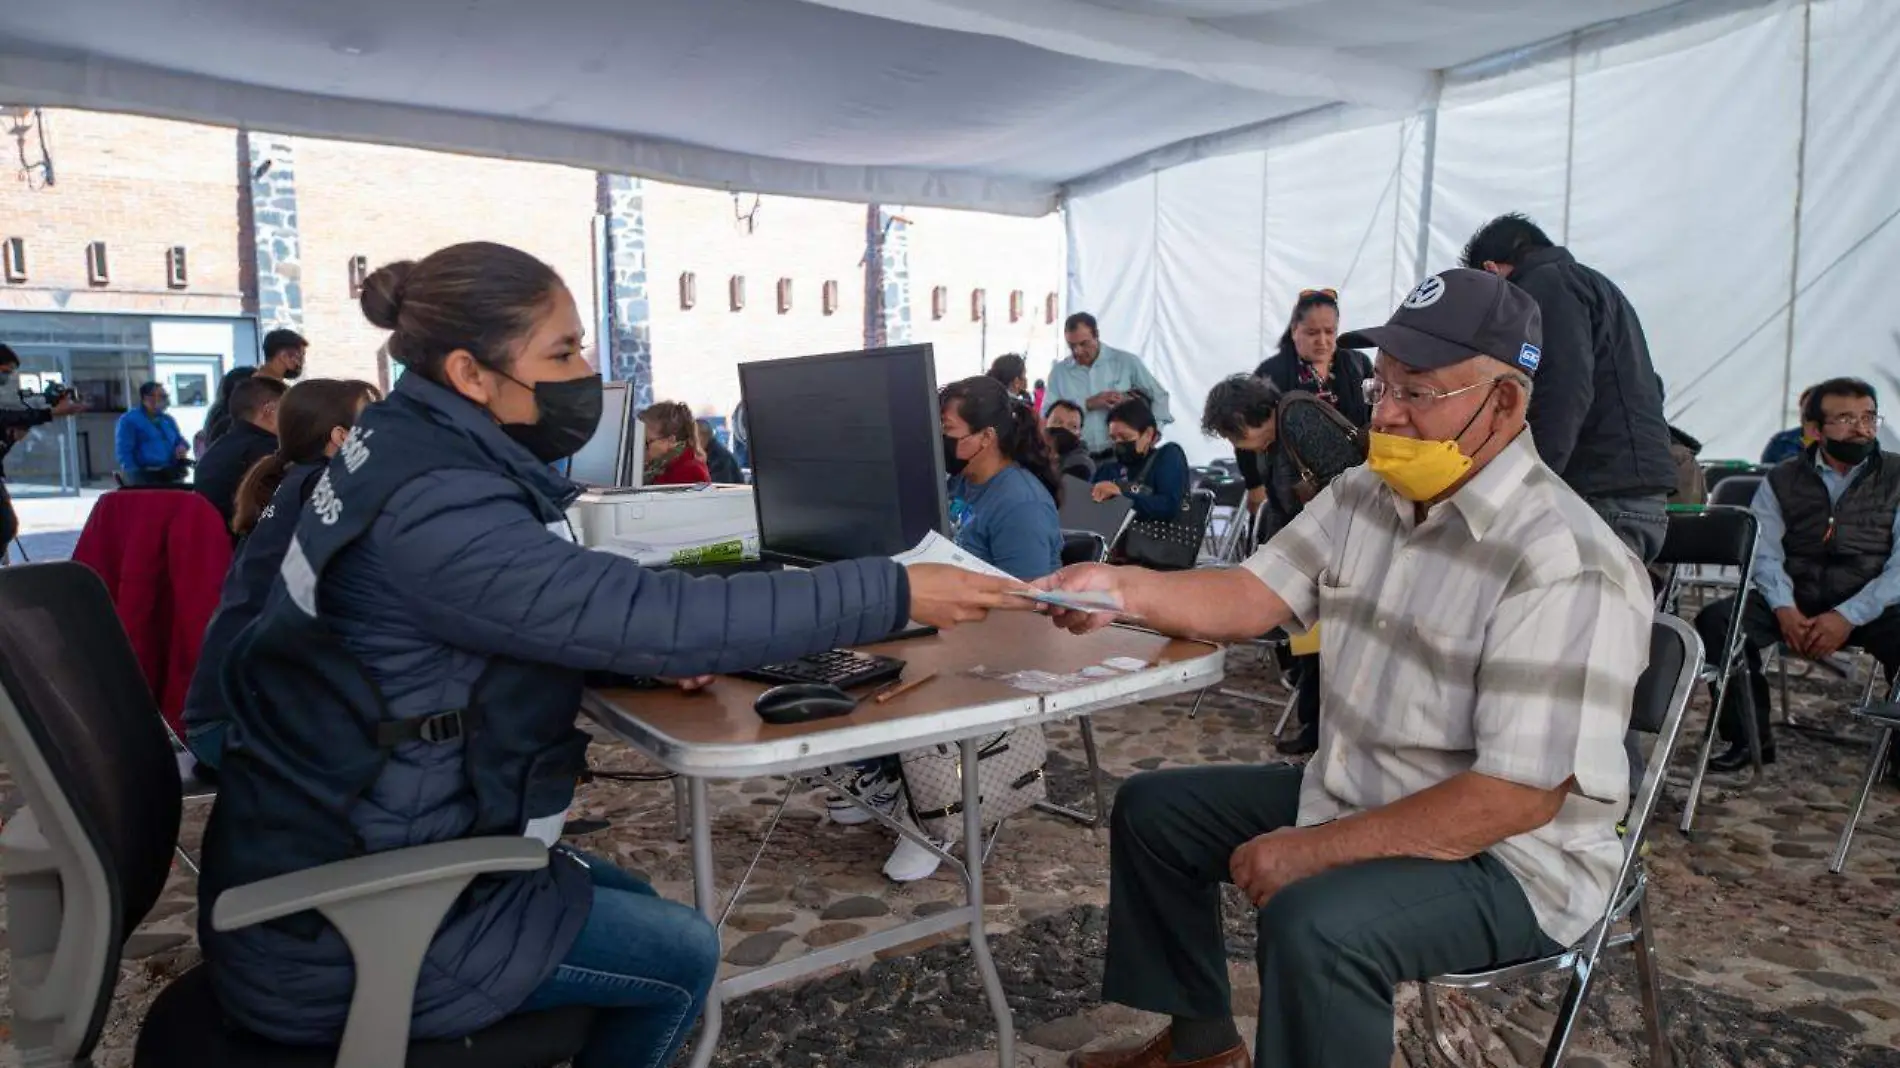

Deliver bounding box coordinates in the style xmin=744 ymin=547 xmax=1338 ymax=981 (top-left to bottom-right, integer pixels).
xmin=20 ymin=381 xmax=77 ymax=410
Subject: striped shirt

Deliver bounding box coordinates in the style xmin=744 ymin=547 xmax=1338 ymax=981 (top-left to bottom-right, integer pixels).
xmin=1243 ymin=433 xmax=1652 ymax=946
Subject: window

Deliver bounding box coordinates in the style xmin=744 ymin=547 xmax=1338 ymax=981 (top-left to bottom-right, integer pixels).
xmin=970 ymin=289 xmax=986 ymax=323
xmin=679 ymin=271 xmax=697 ymax=310
xmin=164 ymin=246 xmax=189 ymax=289
xmin=348 ymin=255 xmax=368 ymax=298
xmin=85 ymin=241 xmax=110 ymax=286
xmin=931 ymin=286 xmax=948 ymax=321
xmin=1009 ymin=290 xmax=1024 ymax=323
xmin=1045 ymin=292 xmax=1059 ymax=325
xmin=729 ymin=275 xmax=746 ymax=312
xmin=776 ymin=277 xmax=793 ymax=314
xmin=822 ymin=279 xmax=839 ymax=316
xmin=2 ymin=237 xmax=24 ymax=283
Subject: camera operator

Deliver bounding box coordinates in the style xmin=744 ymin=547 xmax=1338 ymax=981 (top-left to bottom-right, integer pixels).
xmin=0 ymin=344 xmax=86 ymax=559
xmin=115 ymin=381 xmax=192 ymax=487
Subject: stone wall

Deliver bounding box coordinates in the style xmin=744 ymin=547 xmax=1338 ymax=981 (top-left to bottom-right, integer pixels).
xmin=599 ymin=174 xmax=653 ymax=408
xmin=246 ymin=136 xmax=302 ymax=337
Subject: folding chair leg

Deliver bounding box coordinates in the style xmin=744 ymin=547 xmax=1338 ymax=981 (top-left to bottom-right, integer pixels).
xmin=1271 ymin=691 xmax=1297 ymax=739
xmin=1417 ymin=984 xmax=1466 ymax=1068
xmin=1631 ymin=896 xmax=1671 ymax=1067
xmin=1537 ymin=961 xmax=1598 ymax=1068
xmin=1776 ymin=654 xmax=1795 ymax=728
xmin=1828 ymin=725 xmax=1893 ymax=874
xmin=1188 ymin=688 xmax=1207 ymax=719
xmin=672 ymin=775 xmax=690 ymax=843
xmin=1036 ymin=715 xmax=1108 ymax=828
xmin=1677 ymin=699 xmax=1725 ymax=835
xmin=173 ymin=844 xmax=200 ymax=877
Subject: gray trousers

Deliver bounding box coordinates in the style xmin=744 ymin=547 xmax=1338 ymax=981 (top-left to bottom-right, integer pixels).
xmin=1103 ymin=765 xmax=1560 ymax=1068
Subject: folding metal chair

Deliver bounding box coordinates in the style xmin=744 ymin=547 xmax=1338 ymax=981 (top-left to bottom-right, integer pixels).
xmin=1421 ymin=614 xmax=1702 ymax=1068
xmin=1828 ymin=671 xmax=1900 ymax=873
xmin=1654 ymin=508 xmax=1763 ymax=833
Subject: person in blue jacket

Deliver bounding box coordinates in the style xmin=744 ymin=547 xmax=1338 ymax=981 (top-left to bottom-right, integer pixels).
xmin=181 ymin=377 xmax=381 ymax=772
xmin=115 ymin=380 xmax=191 ymax=485
xmin=1093 ymin=395 xmax=1190 ymax=521
xmin=943 ymin=375 xmax=1063 ymax=582
xmin=195 ymin=241 xmax=1023 ymax=1068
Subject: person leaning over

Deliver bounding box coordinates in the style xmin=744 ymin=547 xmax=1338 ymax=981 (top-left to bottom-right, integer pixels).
xmin=1037 ymin=268 xmax=1651 ymax=1068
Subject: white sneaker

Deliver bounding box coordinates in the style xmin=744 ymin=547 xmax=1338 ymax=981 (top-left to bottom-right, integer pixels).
xmin=825 ymin=763 xmax=902 ymax=826
xmin=883 ymin=829 xmax=945 ymax=883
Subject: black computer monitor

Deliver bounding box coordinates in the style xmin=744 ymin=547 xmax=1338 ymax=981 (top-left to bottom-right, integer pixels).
xmin=739 ymin=344 xmax=948 ymax=564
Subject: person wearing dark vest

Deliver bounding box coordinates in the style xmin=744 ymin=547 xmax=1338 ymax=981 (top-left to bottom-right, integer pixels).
xmin=192 ymin=375 xmax=286 ymax=532
xmin=1694 ymin=377 xmax=1900 ymax=773
xmin=1463 ymin=214 xmax=1677 ymax=565
xmin=181 ymin=378 xmax=381 ymax=773
xmin=195 ymin=241 xmax=1023 ymax=1065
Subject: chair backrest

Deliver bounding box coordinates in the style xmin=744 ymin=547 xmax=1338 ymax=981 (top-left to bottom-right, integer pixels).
xmin=1655 ymin=507 xmax=1759 ymax=569
xmin=1061 ymin=529 xmax=1110 ymax=566
xmin=1706 ymin=473 xmax=1764 ymax=511
xmin=0 ymin=562 xmax=184 ymax=1062
xmin=1608 ymin=615 xmax=1703 ymax=922
xmin=1186 ymin=487 xmax=1217 ymax=541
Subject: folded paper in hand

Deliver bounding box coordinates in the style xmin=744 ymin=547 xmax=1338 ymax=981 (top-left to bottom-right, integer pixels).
xmin=1011 ymin=589 xmax=1126 ymax=614
xmin=890 ymin=531 xmax=1017 ymax=582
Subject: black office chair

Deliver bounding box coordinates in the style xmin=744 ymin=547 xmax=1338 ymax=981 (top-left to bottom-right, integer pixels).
xmin=1653 ymin=508 xmax=1764 ymax=833
xmin=1705 ymin=474 xmax=1761 ymax=510
xmin=1421 ymin=615 xmax=1702 ymax=1068
xmin=1060 ymin=529 xmax=1110 ymax=568
xmin=0 ymin=562 xmax=595 ymax=1068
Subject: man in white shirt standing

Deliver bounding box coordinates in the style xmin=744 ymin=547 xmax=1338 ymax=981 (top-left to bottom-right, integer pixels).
xmin=1044 ymin=312 xmax=1172 ymax=459
xmin=1038 ymin=269 xmax=1652 ymax=1068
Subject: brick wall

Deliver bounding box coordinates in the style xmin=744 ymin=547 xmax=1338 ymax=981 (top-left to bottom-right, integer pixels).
xmin=293 ymin=139 xmax=598 ymax=386
xmin=643 ymin=186 xmax=866 ymax=418
xmin=904 ymin=206 xmax=1066 ymax=390
xmin=0 ymin=110 xmax=243 ymax=316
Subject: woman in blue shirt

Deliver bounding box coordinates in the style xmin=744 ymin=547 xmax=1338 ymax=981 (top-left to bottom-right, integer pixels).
xmin=1092 ymin=396 xmax=1190 ymax=521
xmin=942 ymin=376 xmax=1063 ymax=581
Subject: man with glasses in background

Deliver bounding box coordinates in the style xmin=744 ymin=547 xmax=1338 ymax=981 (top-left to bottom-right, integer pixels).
xmin=1694 ymin=376 xmax=1900 ymax=773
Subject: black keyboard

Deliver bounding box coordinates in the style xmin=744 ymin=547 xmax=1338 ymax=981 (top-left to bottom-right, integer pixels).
xmin=736 ymin=649 xmax=905 ymax=690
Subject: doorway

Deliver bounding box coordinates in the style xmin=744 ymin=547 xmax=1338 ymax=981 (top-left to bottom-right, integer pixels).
xmin=153 ymin=355 xmax=223 ymax=452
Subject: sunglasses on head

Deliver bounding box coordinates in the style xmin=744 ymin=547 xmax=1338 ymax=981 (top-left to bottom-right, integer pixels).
xmin=1299 ymin=288 xmax=1339 ymax=301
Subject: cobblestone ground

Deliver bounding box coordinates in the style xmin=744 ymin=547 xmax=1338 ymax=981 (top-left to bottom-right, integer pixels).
xmin=3 ymin=646 xmax=1897 ymax=1068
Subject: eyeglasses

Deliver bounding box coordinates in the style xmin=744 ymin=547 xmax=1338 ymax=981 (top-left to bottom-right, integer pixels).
xmin=1363 ymin=375 xmax=1506 ymax=410
xmin=1299 ymin=288 xmax=1339 ymax=301
xmin=1821 ymin=413 xmax=1883 ymax=432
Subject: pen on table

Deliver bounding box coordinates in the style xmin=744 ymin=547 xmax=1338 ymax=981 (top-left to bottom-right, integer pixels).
xmin=874 ymin=671 xmax=939 ymax=704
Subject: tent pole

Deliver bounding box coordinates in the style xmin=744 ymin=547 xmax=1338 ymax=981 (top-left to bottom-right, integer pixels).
xmin=1781 ymin=0 xmax=1813 ymax=429
xmin=1562 ymin=34 xmax=1580 ymax=244
xmin=1412 ymin=100 xmax=1440 ymax=281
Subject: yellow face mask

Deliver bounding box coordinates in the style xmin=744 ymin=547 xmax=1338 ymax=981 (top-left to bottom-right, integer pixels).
xmin=1366 ymin=432 xmax=1472 ymax=502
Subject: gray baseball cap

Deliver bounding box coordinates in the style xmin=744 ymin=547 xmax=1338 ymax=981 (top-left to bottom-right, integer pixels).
xmin=1339 ymin=268 xmax=1545 ymax=376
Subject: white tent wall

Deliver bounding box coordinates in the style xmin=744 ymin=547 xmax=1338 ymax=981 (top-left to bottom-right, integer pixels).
xmin=1794 ymin=0 xmax=1900 ymax=451
xmin=1066 ymin=0 xmax=1892 ymax=467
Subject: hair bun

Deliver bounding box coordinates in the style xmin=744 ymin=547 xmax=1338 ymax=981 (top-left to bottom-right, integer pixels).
xmin=360 ymin=260 xmax=417 ymax=330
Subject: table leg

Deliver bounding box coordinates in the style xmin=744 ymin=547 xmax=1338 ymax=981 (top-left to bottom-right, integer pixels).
xmin=687 ymin=775 xmax=723 ymax=1068
xmin=961 ymin=737 xmax=1016 ymax=1068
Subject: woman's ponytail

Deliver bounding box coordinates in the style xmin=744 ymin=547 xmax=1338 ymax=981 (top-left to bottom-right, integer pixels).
xmin=231 ymin=452 xmax=291 ymax=536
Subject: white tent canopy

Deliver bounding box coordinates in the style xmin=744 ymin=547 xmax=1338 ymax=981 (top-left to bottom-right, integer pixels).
xmin=4 ymin=0 xmax=1710 ymax=216
xmin=1066 ymin=0 xmax=1900 ymax=465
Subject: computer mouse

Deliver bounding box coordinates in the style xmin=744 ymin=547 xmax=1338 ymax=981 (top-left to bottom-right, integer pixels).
xmin=754 ymin=682 xmax=858 ymax=725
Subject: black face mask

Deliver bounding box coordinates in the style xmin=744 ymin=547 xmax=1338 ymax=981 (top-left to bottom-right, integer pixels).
xmin=943 ymin=435 xmax=970 ymax=477
xmin=1113 ymin=441 xmax=1145 ymax=470
xmin=1823 ymin=437 xmax=1876 ymax=466
xmin=1047 ymin=428 xmax=1081 ymax=456
xmin=500 ymin=373 xmax=605 ymax=463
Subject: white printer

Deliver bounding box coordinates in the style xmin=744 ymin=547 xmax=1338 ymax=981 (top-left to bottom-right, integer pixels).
xmin=567 ymin=485 xmax=759 ymax=567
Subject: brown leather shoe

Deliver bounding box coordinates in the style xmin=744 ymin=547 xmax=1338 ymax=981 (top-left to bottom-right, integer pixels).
xmin=1068 ymin=1029 xmax=1248 ymax=1068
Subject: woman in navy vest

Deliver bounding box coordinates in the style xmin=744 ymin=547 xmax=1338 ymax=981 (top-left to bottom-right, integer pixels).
xmin=197 ymin=242 xmax=1024 ymax=1067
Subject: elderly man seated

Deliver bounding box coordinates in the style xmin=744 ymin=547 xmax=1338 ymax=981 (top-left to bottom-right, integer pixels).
xmin=1695 ymin=376 xmax=1900 ymax=774
xmin=1037 ymin=269 xmax=1653 ymax=1068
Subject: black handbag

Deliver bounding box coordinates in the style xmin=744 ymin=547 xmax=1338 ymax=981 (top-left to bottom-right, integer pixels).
xmin=1276 ymin=390 xmax=1367 ymax=501
xmin=1119 ymin=451 xmax=1209 ymax=571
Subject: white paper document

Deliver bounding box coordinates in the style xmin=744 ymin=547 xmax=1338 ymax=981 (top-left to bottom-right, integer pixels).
xmin=890 ymin=531 xmax=1018 ymax=582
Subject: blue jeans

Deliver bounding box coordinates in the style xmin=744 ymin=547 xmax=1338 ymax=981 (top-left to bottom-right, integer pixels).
xmin=519 ymin=853 xmax=720 ymax=1068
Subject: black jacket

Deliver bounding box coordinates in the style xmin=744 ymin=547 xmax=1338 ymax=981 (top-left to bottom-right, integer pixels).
xmin=1509 ymin=246 xmax=1676 ymax=500
xmin=704 ymin=437 xmax=744 ymax=484
xmin=193 ymin=420 xmax=277 ymax=531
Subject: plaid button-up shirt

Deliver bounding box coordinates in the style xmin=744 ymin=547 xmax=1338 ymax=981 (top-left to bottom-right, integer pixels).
xmin=1244 ymin=433 xmax=1652 ymax=945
